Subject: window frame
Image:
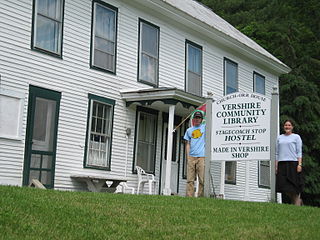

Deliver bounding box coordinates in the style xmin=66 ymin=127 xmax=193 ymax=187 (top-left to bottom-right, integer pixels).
xmin=224 ymin=58 xmax=238 ymax=95
xmin=258 ymin=160 xmax=271 ymax=188
xmin=83 ymin=94 xmax=115 ymax=171
xmin=253 ymin=71 xmax=270 ymax=188
xmin=137 ymin=18 xmax=160 ymax=87
xmin=253 ymin=71 xmax=266 ymax=95
xmin=90 ymin=0 xmax=118 ymax=74
xmin=185 ymin=40 xmax=203 ymax=96
xmin=31 ymin=0 xmax=65 ymax=58
xmin=223 ymin=58 xmax=238 ymax=184
xmin=132 ymin=106 xmax=158 ymax=174
xmin=225 ymin=161 xmax=237 ymax=184
xmin=0 ymin=89 xmax=25 ymax=140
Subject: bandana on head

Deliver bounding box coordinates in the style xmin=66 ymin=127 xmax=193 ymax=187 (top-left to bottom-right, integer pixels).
xmin=191 ymin=104 xmax=206 ymax=126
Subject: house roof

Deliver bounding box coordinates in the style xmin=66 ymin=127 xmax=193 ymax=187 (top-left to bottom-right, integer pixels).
xmin=156 ymin=0 xmax=291 ymax=75
xmin=120 ymin=87 xmax=206 ymax=116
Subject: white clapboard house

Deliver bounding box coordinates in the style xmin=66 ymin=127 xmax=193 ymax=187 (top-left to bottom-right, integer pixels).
xmin=0 ymin=0 xmax=290 ymax=201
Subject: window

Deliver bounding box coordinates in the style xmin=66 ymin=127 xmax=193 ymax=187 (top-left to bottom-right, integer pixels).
xmin=91 ymin=1 xmax=117 ymax=73
xmin=138 ymin=19 xmax=159 ymax=86
xmin=253 ymin=72 xmax=269 ymax=187
xmin=186 ymin=41 xmax=202 ymax=96
xmin=224 ymin=58 xmax=238 ymax=95
xmin=259 ymin=161 xmax=270 ymax=188
xmin=225 ymin=161 xmax=236 ymax=184
xmin=224 ymin=58 xmax=238 ymax=183
xmin=32 ymin=0 xmax=64 ymax=56
xmin=253 ymin=72 xmax=265 ymax=95
xmin=84 ymin=94 xmax=115 ymax=170
xmin=134 ymin=107 xmax=158 ymax=173
xmin=0 ymin=89 xmax=24 ymax=140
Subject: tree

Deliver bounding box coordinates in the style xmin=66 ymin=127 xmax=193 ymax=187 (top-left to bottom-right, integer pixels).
xmin=198 ymin=0 xmax=320 ymax=206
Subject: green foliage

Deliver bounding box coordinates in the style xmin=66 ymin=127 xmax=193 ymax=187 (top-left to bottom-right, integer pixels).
xmin=1 ymin=186 xmax=320 ymax=239
xmin=198 ymin=0 xmax=320 ymax=206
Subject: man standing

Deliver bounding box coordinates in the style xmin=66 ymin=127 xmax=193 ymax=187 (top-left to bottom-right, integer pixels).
xmin=184 ymin=111 xmax=206 ymax=197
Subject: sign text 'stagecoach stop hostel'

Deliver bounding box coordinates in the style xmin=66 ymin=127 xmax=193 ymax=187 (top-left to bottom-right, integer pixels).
xmin=212 ymin=92 xmax=271 ymax=161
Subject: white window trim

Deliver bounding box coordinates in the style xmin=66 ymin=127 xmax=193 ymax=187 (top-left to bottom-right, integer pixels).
xmin=0 ymin=89 xmax=25 ymax=141
xmin=86 ymin=99 xmax=113 ymax=169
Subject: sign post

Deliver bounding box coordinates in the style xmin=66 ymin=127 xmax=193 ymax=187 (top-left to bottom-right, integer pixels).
xmin=204 ymin=95 xmax=213 ymax=197
xmin=270 ymin=87 xmax=279 ymax=202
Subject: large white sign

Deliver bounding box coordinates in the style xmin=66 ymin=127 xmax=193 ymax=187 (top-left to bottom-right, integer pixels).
xmin=212 ymin=92 xmax=271 ymax=161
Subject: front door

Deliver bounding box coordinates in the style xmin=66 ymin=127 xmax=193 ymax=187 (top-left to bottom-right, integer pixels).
xmin=161 ymin=122 xmax=180 ymax=195
xmin=23 ymin=86 xmax=61 ymax=189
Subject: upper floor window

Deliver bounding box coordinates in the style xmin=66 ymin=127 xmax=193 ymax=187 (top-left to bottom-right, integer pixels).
xmin=84 ymin=94 xmax=115 ymax=170
xmin=138 ymin=19 xmax=159 ymax=87
xmin=186 ymin=41 xmax=202 ymax=96
xmin=224 ymin=58 xmax=238 ymax=183
xmin=91 ymin=1 xmax=118 ymax=73
xmin=32 ymin=0 xmax=64 ymax=56
xmin=253 ymin=72 xmax=269 ymax=188
xmin=224 ymin=58 xmax=238 ymax=94
xmin=253 ymin=72 xmax=266 ymax=95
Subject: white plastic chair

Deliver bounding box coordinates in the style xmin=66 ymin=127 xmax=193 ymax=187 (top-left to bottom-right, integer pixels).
xmin=118 ymin=182 xmax=135 ymax=194
xmin=136 ymin=166 xmax=156 ymax=195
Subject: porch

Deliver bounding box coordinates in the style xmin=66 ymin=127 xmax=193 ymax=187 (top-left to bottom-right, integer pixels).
xmin=121 ymin=87 xmax=206 ymax=195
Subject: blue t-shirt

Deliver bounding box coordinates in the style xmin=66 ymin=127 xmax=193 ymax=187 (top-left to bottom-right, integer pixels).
xmin=276 ymin=133 xmax=302 ymax=161
xmin=184 ymin=124 xmax=206 ymax=157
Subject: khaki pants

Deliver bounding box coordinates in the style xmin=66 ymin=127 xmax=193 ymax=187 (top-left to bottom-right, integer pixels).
xmin=186 ymin=156 xmax=205 ymax=197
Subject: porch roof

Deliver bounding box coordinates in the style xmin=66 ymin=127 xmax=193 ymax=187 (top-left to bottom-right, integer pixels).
xmin=120 ymin=87 xmax=206 ymax=115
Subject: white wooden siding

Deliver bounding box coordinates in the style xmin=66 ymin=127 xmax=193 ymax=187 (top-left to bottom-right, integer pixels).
xmin=0 ymin=0 xmax=280 ymax=201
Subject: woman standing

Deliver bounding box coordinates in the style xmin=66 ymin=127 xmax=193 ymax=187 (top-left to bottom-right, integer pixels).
xmin=276 ymin=120 xmax=303 ymax=205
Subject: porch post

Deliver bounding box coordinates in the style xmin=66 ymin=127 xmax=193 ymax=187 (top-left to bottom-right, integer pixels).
xmin=219 ymin=161 xmax=225 ymax=198
xmin=163 ymin=105 xmax=175 ymax=196
xmin=204 ymin=96 xmax=213 ymax=197
xmin=244 ymin=161 xmax=250 ymax=201
xmin=270 ymin=86 xmax=279 ymax=202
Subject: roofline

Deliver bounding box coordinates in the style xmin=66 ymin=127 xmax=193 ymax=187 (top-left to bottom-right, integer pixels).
xmin=130 ymin=0 xmax=291 ymax=75
xmin=120 ymin=87 xmax=206 ymax=107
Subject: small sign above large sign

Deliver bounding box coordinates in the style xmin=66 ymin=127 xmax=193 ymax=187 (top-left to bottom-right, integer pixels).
xmin=212 ymin=92 xmax=271 ymax=161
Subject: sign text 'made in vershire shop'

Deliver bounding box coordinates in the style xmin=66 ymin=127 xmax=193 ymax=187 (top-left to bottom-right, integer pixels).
xmin=212 ymin=92 xmax=271 ymax=161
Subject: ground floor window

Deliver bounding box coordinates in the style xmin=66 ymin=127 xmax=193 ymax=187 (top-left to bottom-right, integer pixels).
xmin=225 ymin=161 xmax=236 ymax=184
xmin=134 ymin=107 xmax=158 ymax=173
xmin=84 ymin=94 xmax=115 ymax=170
xmin=259 ymin=161 xmax=270 ymax=188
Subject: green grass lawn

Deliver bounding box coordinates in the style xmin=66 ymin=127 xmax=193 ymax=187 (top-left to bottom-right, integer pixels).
xmin=0 ymin=186 xmax=319 ymax=240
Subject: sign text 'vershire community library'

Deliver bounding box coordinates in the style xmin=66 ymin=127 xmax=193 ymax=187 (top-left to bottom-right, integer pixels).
xmin=212 ymin=92 xmax=271 ymax=161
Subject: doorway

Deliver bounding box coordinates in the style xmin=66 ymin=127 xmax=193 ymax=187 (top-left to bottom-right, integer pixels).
xmin=23 ymin=86 xmax=61 ymax=188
